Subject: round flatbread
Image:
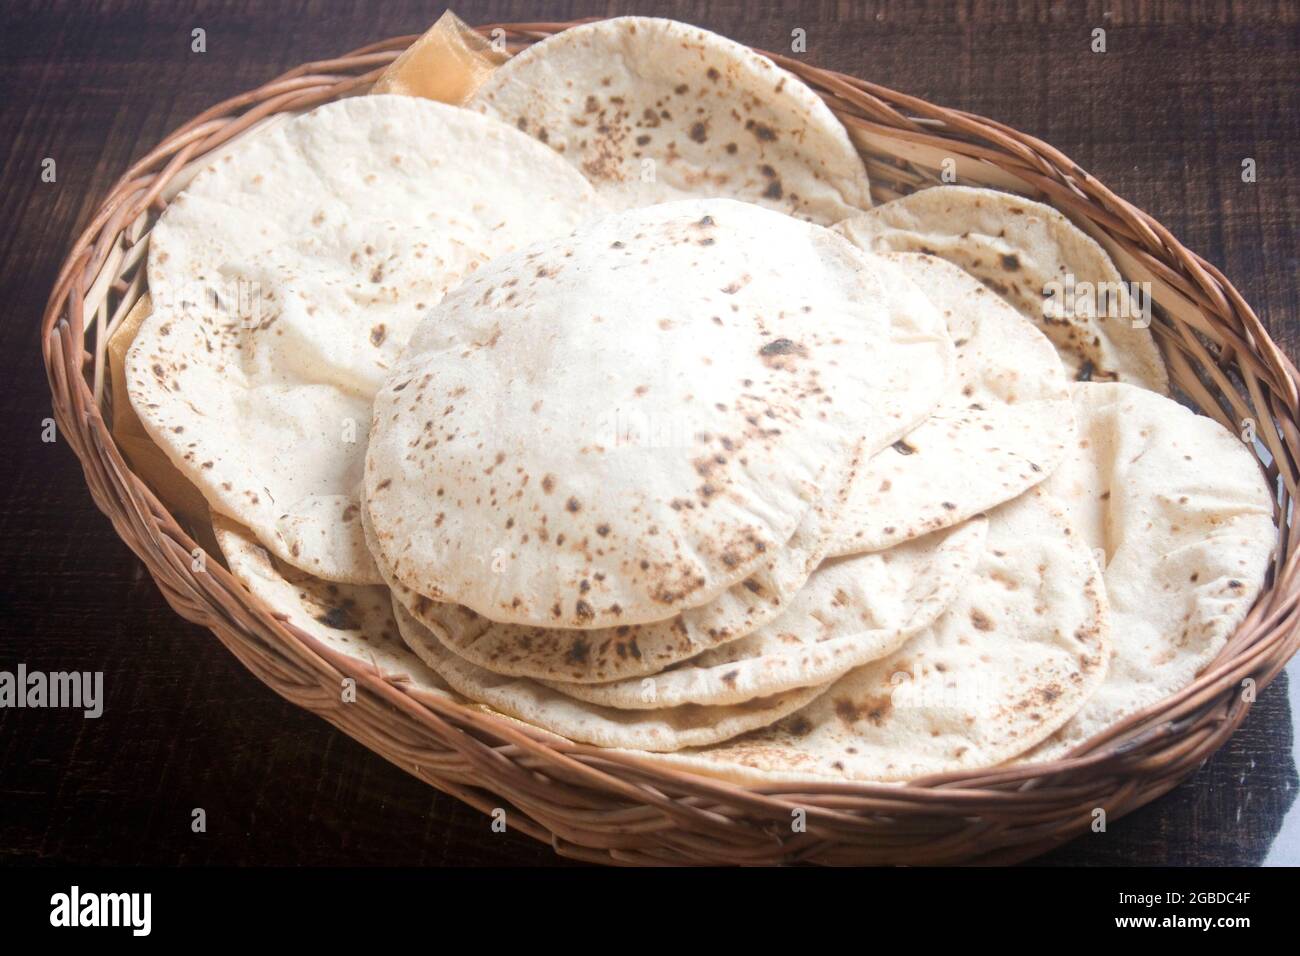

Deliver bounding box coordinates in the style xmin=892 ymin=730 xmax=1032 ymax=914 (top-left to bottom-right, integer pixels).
xmin=1021 ymin=382 xmax=1276 ymax=761
xmin=393 ymin=602 xmax=829 ymax=752
xmin=129 ymin=95 xmax=601 ymax=584
xmin=828 ymin=252 xmax=1074 ymax=557
xmin=642 ymin=489 xmax=1111 ymax=783
xmin=212 ymin=515 xmax=462 ymax=707
xmin=836 ymin=185 xmax=1168 ymax=392
xmin=365 ymin=198 xmax=952 ymax=629
xmin=470 ymin=16 xmax=872 ymax=223
xmin=381 ymin=476 xmax=844 ymax=684
xmin=544 ymin=517 xmax=986 ymax=708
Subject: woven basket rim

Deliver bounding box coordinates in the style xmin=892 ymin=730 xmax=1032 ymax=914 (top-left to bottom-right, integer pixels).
xmin=40 ymin=18 xmax=1300 ymax=865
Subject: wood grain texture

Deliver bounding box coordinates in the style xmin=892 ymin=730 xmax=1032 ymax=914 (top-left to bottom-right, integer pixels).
xmin=0 ymin=0 xmax=1296 ymax=865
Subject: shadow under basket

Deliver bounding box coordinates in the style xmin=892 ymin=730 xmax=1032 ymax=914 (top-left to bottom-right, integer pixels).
xmin=41 ymin=20 xmax=1300 ymax=865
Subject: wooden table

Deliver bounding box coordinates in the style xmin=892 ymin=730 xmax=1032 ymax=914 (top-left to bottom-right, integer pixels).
xmin=1 ymin=0 xmax=1296 ymax=866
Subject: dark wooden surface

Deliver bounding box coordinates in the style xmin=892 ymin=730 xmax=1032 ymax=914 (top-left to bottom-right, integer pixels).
xmin=1 ymin=0 xmax=1297 ymax=866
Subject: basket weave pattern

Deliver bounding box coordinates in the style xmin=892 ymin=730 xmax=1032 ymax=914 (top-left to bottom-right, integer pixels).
xmin=41 ymin=21 xmax=1300 ymax=865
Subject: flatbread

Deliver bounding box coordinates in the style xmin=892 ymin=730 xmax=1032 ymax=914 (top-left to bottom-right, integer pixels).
xmin=470 ymin=16 xmax=871 ymax=223
xmin=544 ymin=516 xmax=987 ymax=708
xmin=643 ymin=489 xmax=1111 ymax=783
xmin=837 ymin=185 xmax=1169 ymax=392
xmin=393 ymin=603 xmax=829 ymax=752
xmin=212 ymin=516 xmax=462 ymax=707
xmin=382 ymin=472 xmax=845 ymax=684
xmin=129 ymin=95 xmax=601 ymax=584
xmin=828 ymin=253 xmax=1074 ymax=557
xmin=366 ymin=198 xmax=952 ymax=629
xmin=1021 ymin=382 xmax=1276 ymax=761
xmin=108 ymin=293 xmax=211 ymax=530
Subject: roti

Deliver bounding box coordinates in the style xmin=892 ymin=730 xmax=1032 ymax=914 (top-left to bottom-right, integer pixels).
xmin=382 ymin=474 xmax=846 ymax=684
xmin=393 ymin=602 xmax=830 ymax=752
xmin=544 ymin=517 xmax=986 ymax=708
xmin=212 ymin=516 xmax=462 ymax=708
xmin=365 ymin=198 xmax=952 ymax=629
xmin=837 ymin=185 xmax=1169 ymax=392
xmin=827 ymin=253 xmax=1074 ymax=557
xmin=470 ymin=16 xmax=872 ymax=223
xmin=1021 ymin=383 xmax=1276 ymax=761
xmin=643 ymin=489 xmax=1111 ymax=782
xmin=128 ymin=95 xmax=601 ymax=584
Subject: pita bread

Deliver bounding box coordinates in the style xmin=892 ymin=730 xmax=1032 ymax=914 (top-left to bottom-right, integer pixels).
xmin=393 ymin=603 xmax=829 ymax=752
xmin=365 ymin=198 xmax=952 ymax=629
xmin=129 ymin=95 xmax=601 ymax=584
xmin=644 ymin=489 xmax=1111 ymax=783
xmin=828 ymin=253 xmax=1074 ymax=557
xmin=1021 ymin=382 xmax=1276 ymax=761
xmin=470 ymin=16 xmax=871 ymax=223
xmin=212 ymin=516 xmax=462 ymax=707
xmin=545 ymin=516 xmax=987 ymax=708
xmin=836 ymin=185 xmax=1169 ymax=392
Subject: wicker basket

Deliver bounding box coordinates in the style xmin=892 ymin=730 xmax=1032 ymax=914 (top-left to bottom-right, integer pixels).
xmin=41 ymin=21 xmax=1300 ymax=866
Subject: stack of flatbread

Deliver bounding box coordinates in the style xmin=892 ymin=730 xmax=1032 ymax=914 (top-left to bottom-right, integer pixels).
xmin=124 ymin=15 xmax=1277 ymax=785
